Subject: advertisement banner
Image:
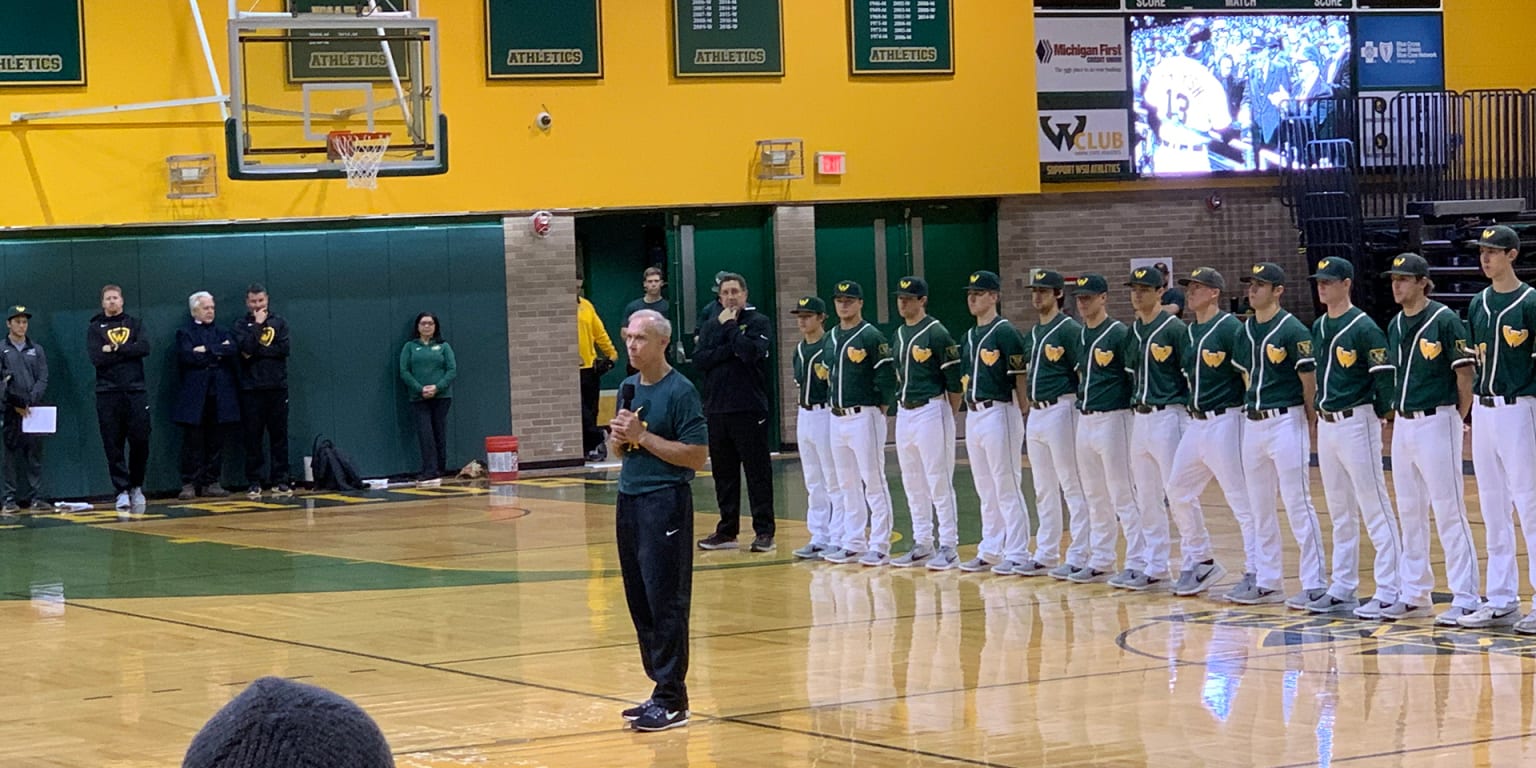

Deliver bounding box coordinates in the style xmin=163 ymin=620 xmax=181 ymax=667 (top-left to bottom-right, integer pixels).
xmin=1039 ymin=109 xmax=1132 ymax=181
xmin=1356 ymin=13 xmax=1443 ymax=91
xmin=1034 ymin=16 xmax=1126 ymax=94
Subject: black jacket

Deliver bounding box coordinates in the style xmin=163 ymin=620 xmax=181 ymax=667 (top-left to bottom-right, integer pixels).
xmin=693 ymin=304 xmax=771 ymax=415
xmin=0 ymin=337 xmax=48 ymax=409
xmin=233 ymin=312 xmax=291 ymax=390
xmin=172 ymin=318 xmax=240 ymax=425
xmin=86 ymin=312 xmax=150 ymax=393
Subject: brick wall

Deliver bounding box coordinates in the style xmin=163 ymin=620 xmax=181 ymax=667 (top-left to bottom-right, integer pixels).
xmin=773 ymin=206 xmax=819 ymax=445
xmin=503 ymin=214 xmax=584 ymax=467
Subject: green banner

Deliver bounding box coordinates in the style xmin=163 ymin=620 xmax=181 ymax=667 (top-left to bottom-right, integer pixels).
xmin=487 ymin=0 xmax=603 ymax=79
xmin=287 ymin=1 xmax=414 ymax=83
xmin=0 ymin=1 xmax=85 ymax=86
xmin=849 ymin=0 xmax=953 ymax=75
xmin=673 ymin=0 xmax=783 ymax=77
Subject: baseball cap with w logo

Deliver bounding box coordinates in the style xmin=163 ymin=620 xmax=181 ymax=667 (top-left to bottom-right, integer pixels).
xmin=1126 ymin=267 xmax=1163 ymax=288
xmin=1476 ymin=225 xmax=1520 ymax=251
xmin=894 ymin=276 xmax=928 ymax=298
xmin=1026 ymin=269 xmax=1065 ymax=290
xmin=831 ymin=280 xmax=863 ymax=299
xmin=1381 ymin=252 xmax=1429 ymax=278
xmin=965 ymin=271 xmax=1002 ymax=291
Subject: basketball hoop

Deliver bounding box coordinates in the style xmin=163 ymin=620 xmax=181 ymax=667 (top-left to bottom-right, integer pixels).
xmin=327 ymin=130 xmax=391 ymax=189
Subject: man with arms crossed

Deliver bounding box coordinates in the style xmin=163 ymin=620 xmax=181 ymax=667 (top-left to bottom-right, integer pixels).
xmin=88 ymin=285 xmax=151 ymax=511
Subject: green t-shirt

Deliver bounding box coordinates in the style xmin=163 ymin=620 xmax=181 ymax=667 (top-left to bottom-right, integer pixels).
xmin=892 ymin=316 xmax=962 ymax=404
xmin=1025 ymin=312 xmax=1081 ymax=403
xmin=617 ymin=369 xmax=708 ymax=495
xmin=1312 ymin=306 xmax=1392 ymax=415
xmin=961 ymin=316 xmax=1027 ymax=405
xmin=1076 ymin=318 xmax=1133 ymax=412
xmin=1183 ymin=312 xmax=1245 ymax=412
xmin=1236 ymin=309 xmax=1315 ymax=410
xmin=1387 ymin=301 xmax=1472 ymax=412
xmin=1467 ymin=284 xmax=1536 ymax=398
xmin=1128 ymin=311 xmax=1190 ymax=407
xmin=827 ymin=321 xmax=897 ymax=408
xmin=791 ymin=335 xmax=832 ymax=407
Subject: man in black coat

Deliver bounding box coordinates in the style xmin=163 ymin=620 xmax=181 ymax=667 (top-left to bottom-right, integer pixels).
xmin=88 ymin=284 xmax=152 ymax=511
xmin=174 ymin=291 xmax=240 ymax=499
xmin=0 ymin=305 xmax=49 ymax=513
xmin=233 ymin=283 xmax=292 ymax=497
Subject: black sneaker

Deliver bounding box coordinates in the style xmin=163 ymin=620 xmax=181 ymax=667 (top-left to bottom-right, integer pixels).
xmin=697 ymin=532 xmax=738 ymax=550
xmin=202 ymin=485 xmax=231 ymax=498
xmin=749 ymin=535 xmax=775 ymax=552
xmin=274 ymin=483 xmax=293 ymax=496
xmin=622 ymin=699 xmax=653 ymax=721
xmin=630 ymin=703 xmax=689 ymax=732
xmin=247 ymin=484 xmax=263 ymax=499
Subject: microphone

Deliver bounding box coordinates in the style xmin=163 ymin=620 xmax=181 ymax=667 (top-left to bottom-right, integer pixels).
xmin=619 ymin=382 xmax=635 ymax=413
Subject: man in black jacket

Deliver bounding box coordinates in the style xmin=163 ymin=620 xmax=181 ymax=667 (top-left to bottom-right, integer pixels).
xmin=173 ymin=291 xmax=240 ymax=500
xmin=233 ymin=284 xmax=292 ymax=498
xmin=87 ymin=285 xmax=151 ymax=511
xmin=0 ymin=305 xmax=49 ymax=513
xmin=693 ymin=273 xmax=776 ymax=552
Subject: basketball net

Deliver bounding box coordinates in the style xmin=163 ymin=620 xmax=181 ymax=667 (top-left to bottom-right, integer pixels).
xmin=328 ymin=131 xmax=391 ymax=189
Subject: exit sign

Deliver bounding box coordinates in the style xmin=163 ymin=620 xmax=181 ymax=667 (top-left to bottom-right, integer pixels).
xmin=816 ymin=152 xmax=846 ymax=176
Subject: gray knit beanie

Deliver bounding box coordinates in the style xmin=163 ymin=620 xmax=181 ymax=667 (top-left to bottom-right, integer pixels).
xmin=182 ymin=676 xmax=395 ymax=768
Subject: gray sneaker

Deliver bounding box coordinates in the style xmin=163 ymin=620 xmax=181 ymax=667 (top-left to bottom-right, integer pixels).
xmin=1458 ymin=603 xmax=1522 ymax=628
xmin=822 ymin=548 xmax=861 ymax=564
xmin=1381 ymin=602 xmax=1434 ymax=621
xmin=1514 ymin=614 xmax=1536 ymax=635
xmin=1107 ymin=568 xmax=1136 ymax=588
xmin=1285 ymin=587 xmax=1328 ymax=611
xmin=926 ymin=546 xmax=960 ymax=571
xmin=890 ymin=544 xmax=934 ymax=568
xmin=1172 ymin=561 xmax=1227 ymax=596
xmin=1068 ymin=567 xmax=1112 ymax=584
xmin=1013 ymin=559 xmax=1049 ymax=577
xmin=1353 ymin=598 xmax=1395 ymax=620
xmin=1119 ymin=571 xmax=1167 ymax=592
xmin=1304 ymin=592 xmax=1361 ymax=614
xmin=1222 ymin=573 xmax=1256 ymax=602
xmin=1435 ymin=605 xmax=1477 ymax=627
xmin=1227 ymin=581 xmax=1286 ymax=605
xmin=130 ymin=487 xmax=147 ymax=507
xmin=1047 ymin=563 xmax=1080 ymax=581
xmin=991 ymin=559 xmax=1023 ymax=576
xmin=858 ymin=550 xmax=890 ymax=567
xmin=958 ymin=556 xmax=995 ymax=573
xmin=791 ymin=542 xmax=828 ymax=560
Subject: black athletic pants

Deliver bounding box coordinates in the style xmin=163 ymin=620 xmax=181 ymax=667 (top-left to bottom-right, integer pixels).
xmin=412 ymin=397 xmax=451 ymax=479
xmin=707 ymin=412 xmax=775 ymax=538
xmin=241 ymin=390 xmax=290 ymax=486
xmin=616 ymin=484 xmax=693 ymax=711
xmin=580 ymin=367 xmax=603 ymax=453
xmin=180 ymin=399 xmax=232 ymax=489
xmin=96 ymin=391 xmax=151 ymax=493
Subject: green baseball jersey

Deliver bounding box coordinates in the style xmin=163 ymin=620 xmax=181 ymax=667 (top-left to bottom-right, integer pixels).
xmin=961 ymin=316 xmax=1027 ymax=405
xmin=1025 ymin=312 xmax=1081 ymax=403
xmin=827 ymin=321 xmax=897 ymax=408
xmin=1467 ymin=284 xmax=1536 ymax=398
xmin=1236 ymin=309 xmax=1315 ymax=410
xmin=1128 ymin=311 xmax=1190 ymax=407
xmin=892 ymin=316 xmax=962 ymax=404
xmin=1387 ymin=301 xmax=1473 ymax=413
xmin=1312 ymin=306 xmax=1392 ymax=415
xmin=1076 ymin=318 xmax=1133 ymax=412
xmin=791 ymin=335 xmax=832 ymax=407
xmin=1183 ymin=312 xmax=1245 ymax=412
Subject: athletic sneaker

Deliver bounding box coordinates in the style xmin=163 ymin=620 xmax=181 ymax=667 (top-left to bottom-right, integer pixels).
xmin=925 ymin=546 xmax=960 ymax=571
xmin=1435 ymin=605 xmax=1477 ymax=627
xmin=749 ymin=535 xmax=775 ymax=553
xmin=1304 ymin=592 xmax=1361 ymax=615
xmin=1227 ymin=581 xmax=1286 ymax=606
xmin=1172 ymin=560 xmax=1226 ymax=597
xmin=630 ymin=704 xmax=688 ymax=732
xmin=115 ymin=491 xmax=132 ymax=510
xmin=992 ymin=559 xmax=1024 ymax=576
xmin=791 ymin=542 xmax=828 ymax=560
xmin=890 ymin=544 xmax=934 ymax=568
xmin=1119 ymin=571 xmax=1167 ymax=592
xmin=958 ymin=556 xmax=995 ymax=573
xmin=272 ymin=483 xmax=293 ymax=496
xmin=130 ymin=487 xmax=147 ymax=507
xmin=822 ymin=549 xmax=863 ymax=565
xmin=1285 ymin=588 xmax=1328 ymax=611
xmin=178 ymin=484 xmax=197 ymax=501
xmin=1381 ymin=602 xmax=1434 ymax=621
xmin=1514 ymin=614 xmax=1536 ymax=635
xmin=622 ymin=699 xmax=654 ymax=721
xmin=1222 ymin=573 xmax=1256 ymax=602
xmin=1457 ymin=603 xmax=1522 ymax=628
xmin=1353 ymin=598 xmax=1395 ymax=620
xmin=202 ymin=485 xmax=231 ymax=498
xmin=858 ymin=550 xmax=889 ymax=567
xmin=247 ymin=484 xmax=262 ymax=499
xmin=696 ymin=532 xmax=738 ymax=551
xmin=1047 ymin=563 xmax=1080 ymax=581
xmin=1013 ymin=559 xmax=1049 ymax=577
xmin=1068 ymin=567 xmax=1112 ymax=584
xmin=1 ymin=499 xmax=18 ymax=515
xmin=1107 ymin=569 xmax=1136 ymax=588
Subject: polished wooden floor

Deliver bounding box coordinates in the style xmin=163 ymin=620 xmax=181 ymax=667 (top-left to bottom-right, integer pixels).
xmin=1 ymin=449 xmax=1532 ymax=767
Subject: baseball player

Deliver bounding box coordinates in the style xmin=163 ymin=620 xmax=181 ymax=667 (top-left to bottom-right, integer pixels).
xmin=956 ymin=270 xmax=1030 ymax=573
xmin=1022 ymin=269 xmax=1090 ymax=579
xmin=1165 ymin=267 xmax=1245 ymax=597
xmin=1233 ymin=263 xmax=1321 ymax=607
xmin=789 ymin=296 xmax=841 ymax=561
xmin=1067 ymin=274 xmax=1138 ymax=584
xmin=888 ymin=277 xmax=964 ymax=570
xmin=1306 ymin=256 xmax=1402 ymax=619
xmin=1121 ymin=267 xmax=1191 ymax=591
xmin=1141 ymin=29 xmax=1233 ymax=174
xmin=819 ymin=281 xmax=898 ymax=567
xmin=1380 ymin=253 xmax=1480 ymax=624
xmin=1462 ymin=225 xmax=1536 ymax=631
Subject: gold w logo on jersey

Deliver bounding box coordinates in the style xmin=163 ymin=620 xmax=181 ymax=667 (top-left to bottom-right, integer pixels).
xmin=813 ymin=362 xmax=830 ymax=380
xmin=1009 ymin=354 xmax=1024 ymax=370
xmin=1266 ymin=344 xmax=1287 ymax=364
xmin=980 ymin=349 xmax=1000 ymax=367
xmin=1503 ymin=325 xmax=1529 ymax=348
xmin=1335 ymin=347 xmax=1357 ymax=368
xmin=911 ymin=346 xmax=932 ymax=363
xmin=106 ymin=327 xmax=131 ymax=345
xmin=1093 ymin=348 xmax=1114 ymax=366
xmin=846 ymin=347 xmax=866 ymax=363
xmin=1201 ymin=349 xmax=1226 ymax=368
xmin=259 ymin=327 xmax=276 ymax=346
xmin=1043 ymin=344 xmax=1065 ymax=363
xmin=1419 ymin=338 xmax=1442 ymax=360
xmin=1150 ymin=343 xmax=1173 ymax=363
xmin=1297 ymin=340 xmax=1312 ymax=356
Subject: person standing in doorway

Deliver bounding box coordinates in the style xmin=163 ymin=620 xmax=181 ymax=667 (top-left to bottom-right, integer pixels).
xmin=88 ymin=285 xmax=151 ymax=512
xmin=400 ymin=312 xmax=456 ymax=485
xmin=578 ymin=280 xmax=618 ymax=461
xmin=624 ymin=267 xmax=671 ymax=376
xmin=233 ymin=284 xmax=292 ymax=498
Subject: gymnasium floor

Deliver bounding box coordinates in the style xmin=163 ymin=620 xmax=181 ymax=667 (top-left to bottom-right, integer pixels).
xmin=0 ymin=449 xmax=1526 ymax=767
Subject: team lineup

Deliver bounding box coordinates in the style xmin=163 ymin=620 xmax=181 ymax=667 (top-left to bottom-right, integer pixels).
xmin=774 ymin=225 xmax=1536 ymax=631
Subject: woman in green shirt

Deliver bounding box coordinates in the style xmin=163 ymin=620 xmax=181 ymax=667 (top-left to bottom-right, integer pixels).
xmin=399 ymin=312 xmax=457 ymax=484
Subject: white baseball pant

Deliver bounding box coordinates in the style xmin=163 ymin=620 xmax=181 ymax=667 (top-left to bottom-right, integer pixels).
xmin=1316 ymin=409 xmax=1401 ymax=604
xmin=1166 ymin=410 xmax=1249 ymax=571
xmin=1129 ymin=407 xmax=1188 ymax=579
xmin=796 ymin=404 xmax=840 ymax=549
xmin=1026 ymin=396 xmax=1088 ymax=567
xmin=964 ymin=400 xmax=1028 ymax=562
xmin=896 ymin=398 xmax=959 ymax=550
xmin=1394 ymin=408 xmax=1480 ymax=610
xmin=1241 ymin=409 xmax=1322 ymax=592
xmin=830 ymin=407 xmax=894 ymax=555
xmin=1471 ymin=397 xmax=1536 ymax=610
xmin=1075 ymin=410 xmax=1137 ymax=572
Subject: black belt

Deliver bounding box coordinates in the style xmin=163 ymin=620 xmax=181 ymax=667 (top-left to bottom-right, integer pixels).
xmin=1318 ymin=408 xmax=1355 ymax=423
xmin=1133 ymin=403 xmax=1173 ymax=415
xmin=965 ymin=399 xmax=1001 ymax=412
xmin=831 ymin=406 xmax=868 ymax=417
xmin=1080 ymin=407 xmax=1128 ymax=415
xmin=1030 ymin=398 xmax=1060 ymax=410
xmin=1188 ymin=407 xmax=1230 ymax=420
xmin=800 ymin=403 xmax=828 ymax=411
xmin=1246 ymin=407 xmax=1291 ymax=421
xmin=1399 ymin=406 xmax=1439 ymax=420
xmin=1478 ymin=395 xmax=1519 ymax=408
xmin=900 ymin=397 xmax=938 ymax=410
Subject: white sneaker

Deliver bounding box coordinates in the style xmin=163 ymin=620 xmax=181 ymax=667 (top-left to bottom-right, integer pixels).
xmin=1353 ymin=598 xmax=1395 ymax=620
xmin=1514 ymin=614 xmax=1536 ymax=635
xmin=925 ymin=546 xmax=960 ymax=571
xmin=1458 ymin=604 xmax=1522 ymax=628
xmin=1381 ymin=602 xmax=1434 ymax=621
xmin=130 ymin=487 xmax=147 ymax=507
xmin=858 ymin=550 xmax=889 ymax=567
xmin=1434 ymin=605 xmax=1477 ymax=627
xmin=991 ymin=559 xmax=1023 ymax=576
xmin=890 ymin=544 xmax=934 ymax=568
xmin=958 ymin=556 xmax=994 ymax=573
xmin=114 ymin=491 xmax=131 ymax=510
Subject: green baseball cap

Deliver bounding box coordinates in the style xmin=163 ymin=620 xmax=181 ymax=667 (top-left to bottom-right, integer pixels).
xmin=1309 ymin=257 xmax=1354 ymax=281
xmin=6 ymin=305 xmax=31 ymax=320
xmin=894 ymin=276 xmax=928 ymax=298
xmin=1126 ymin=266 xmax=1163 ymax=288
xmin=1027 ymin=269 xmax=1065 ymax=290
xmin=831 ymin=280 xmax=863 ymax=299
xmin=965 ymin=270 xmax=1002 ymax=292
xmin=1381 ymin=252 xmax=1430 ymax=278
xmin=1240 ymin=262 xmax=1287 ymax=285
xmin=1178 ymin=267 xmax=1226 ymax=290
xmin=1072 ymin=274 xmax=1108 ymax=295
xmin=1476 ymin=224 xmax=1521 ymax=251
xmin=789 ymin=296 xmax=827 ymax=315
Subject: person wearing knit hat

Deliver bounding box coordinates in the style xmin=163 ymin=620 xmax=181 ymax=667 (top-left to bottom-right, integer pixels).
xmin=182 ymin=676 xmax=394 ymax=768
